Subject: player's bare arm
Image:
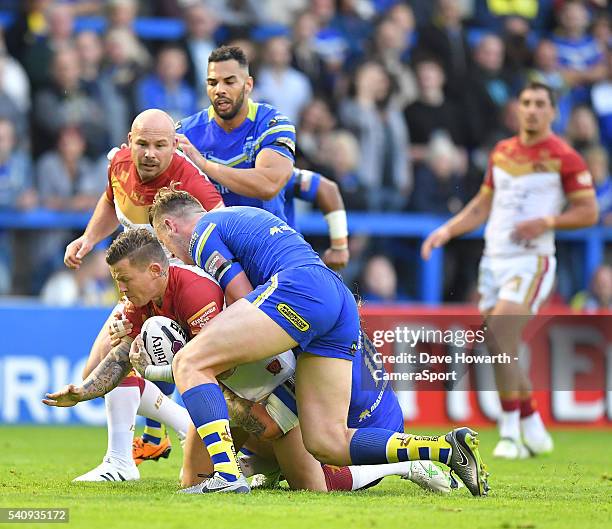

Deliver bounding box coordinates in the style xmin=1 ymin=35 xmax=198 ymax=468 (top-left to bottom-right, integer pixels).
xmin=43 ymin=339 xmax=133 ymax=407
xmin=178 ymin=134 xmax=292 ymax=200
xmin=421 ymin=189 xmax=493 ymax=260
xmin=64 ymin=194 xmax=119 ymax=269
xmin=316 ymin=177 xmax=350 ymax=271
xmin=512 ymin=194 xmax=599 ymax=242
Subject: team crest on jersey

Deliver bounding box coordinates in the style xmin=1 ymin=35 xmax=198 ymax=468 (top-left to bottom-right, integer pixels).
xmin=276 ymin=303 xmax=310 ymax=332
xmin=243 ymin=136 xmax=257 ymax=162
xmin=265 ymin=359 xmax=282 ymax=375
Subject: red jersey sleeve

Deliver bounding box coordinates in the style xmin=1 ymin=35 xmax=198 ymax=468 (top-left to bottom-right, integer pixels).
xmin=175 ymin=153 xmax=224 ymax=211
xmin=105 ymin=161 xmax=114 ymax=204
xmin=173 ymin=268 xmax=225 ymax=337
xmin=481 ymin=157 xmax=494 ymax=193
xmin=560 ymin=148 xmax=595 ymax=199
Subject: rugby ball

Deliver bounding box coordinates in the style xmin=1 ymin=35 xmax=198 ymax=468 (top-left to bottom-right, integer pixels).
xmin=141 ymin=316 xmax=188 ymax=366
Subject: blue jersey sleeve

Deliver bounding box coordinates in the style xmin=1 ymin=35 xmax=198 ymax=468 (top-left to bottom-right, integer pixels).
xmin=190 ymin=220 xmax=243 ymax=290
xmin=256 ymin=109 xmax=296 ymax=162
xmin=291 ymin=169 xmax=321 ymax=203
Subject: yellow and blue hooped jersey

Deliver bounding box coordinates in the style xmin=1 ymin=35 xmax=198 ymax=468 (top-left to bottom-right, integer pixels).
xmin=176 ymin=99 xmax=296 ymax=222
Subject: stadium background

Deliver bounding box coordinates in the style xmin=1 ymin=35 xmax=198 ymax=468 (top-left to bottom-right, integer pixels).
xmin=0 ymin=0 xmax=610 ymax=428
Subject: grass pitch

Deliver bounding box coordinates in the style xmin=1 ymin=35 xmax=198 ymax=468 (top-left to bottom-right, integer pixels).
xmin=1 ymin=426 xmax=610 ymax=529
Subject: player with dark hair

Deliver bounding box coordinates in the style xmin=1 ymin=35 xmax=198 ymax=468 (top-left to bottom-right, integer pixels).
xmin=62 ymin=109 xmax=223 ymax=477
xmin=143 ymin=188 xmax=489 ymax=495
xmin=422 ymin=81 xmax=598 ymax=459
xmin=175 ymin=46 xmax=350 ymax=270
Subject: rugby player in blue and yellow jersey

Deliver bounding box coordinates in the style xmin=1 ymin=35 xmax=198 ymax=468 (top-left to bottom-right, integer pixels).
xmin=145 ymin=188 xmax=490 ymax=496
xmin=175 ymin=46 xmax=295 ymax=222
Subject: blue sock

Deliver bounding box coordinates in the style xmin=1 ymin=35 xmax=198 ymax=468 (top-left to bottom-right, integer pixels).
xmin=182 ymin=383 xmax=241 ymax=482
xmin=142 ymin=382 xmax=176 ymax=444
xmin=350 ymin=429 xmax=452 ymax=465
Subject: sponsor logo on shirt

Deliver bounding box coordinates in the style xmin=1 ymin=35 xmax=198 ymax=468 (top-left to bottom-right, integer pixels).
xmin=187 ymin=301 xmax=219 ymax=331
xmin=276 ymin=303 xmax=310 ymax=332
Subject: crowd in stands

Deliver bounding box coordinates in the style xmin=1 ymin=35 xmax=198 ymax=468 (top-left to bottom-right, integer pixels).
xmin=0 ymin=0 xmax=610 ymax=305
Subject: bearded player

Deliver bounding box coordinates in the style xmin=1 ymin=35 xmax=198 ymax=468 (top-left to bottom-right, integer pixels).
xmin=63 ymin=109 xmax=223 ymax=472
xmin=422 ymin=82 xmax=598 ymax=459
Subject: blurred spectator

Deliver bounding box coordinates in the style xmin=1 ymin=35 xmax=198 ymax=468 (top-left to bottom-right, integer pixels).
xmin=0 ymin=119 xmax=36 ymax=294
xmin=570 ymin=264 xmax=612 ymax=311
xmin=107 ymin=0 xmax=139 ymax=30
xmin=502 ymin=16 xmax=533 ymax=72
xmin=36 ymin=126 xmax=106 ymax=212
xmin=591 ymin=11 xmax=612 ymax=51
xmin=4 ymin=0 xmax=52 ymax=64
xmin=527 ymin=39 xmax=573 ymax=133
xmin=296 ymin=97 xmax=336 ymax=168
xmin=66 ymin=1 xmax=104 ymax=17
xmin=319 ymin=130 xmax=367 ymax=210
xmin=552 ymin=0 xmax=607 ymax=100
xmin=33 ymin=47 xmax=109 ymax=157
xmin=410 ymin=133 xmax=465 ymax=214
xmin=40 ymin=249 xmax=116 ymax=306
xmin=360 ymin=255 xmax=404 ymax=303
xmin=404 ymin=57 xmax=466 ymax=164
xmin=329 ymin=0 xmax=374 ymax=59
xmin=415 ymin=0 xmax=472 ymax=101
xmin=0 ymin=30 xmax=31 ymax=141
xmin=291 ymin=10 xmax=333 ymax=96
xmin=31 ymin=125 xmax=107 ymax=292
xmin=261 ymin=0 xmax=308 ymax=26
xmin=21 ymin=2 xmax=75 ymax=90
xmin=101 ymin=29 xmax=150 ymax=145
xmin=340 ymin=61 xmax=411 ymax=210
xmin=565 ymin=104 xmax=601 ymax=152
xmin=254 ymin=36 xmax=313 ymax=124
xmin=591 ymin=49 xmax=612 ymax=151
xmin=75 ymin=30 xmax=104 ymax=85
xmin=584 ymin=145 xmax=612 ymax=225
xmin=205 ymin=0 xmax=262 ymax=29
xmin=136 ymin=45 xmax=198 ymax=122
xmin=465 ymin=34 xmax=521 ymax=147
xmin=368 ymin=15 xmax=418 ymax=108
xmin=180 ymin=2 xmax=219 ymax=102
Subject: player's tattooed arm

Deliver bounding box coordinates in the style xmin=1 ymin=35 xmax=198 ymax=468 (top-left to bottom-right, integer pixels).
xmin=43 ymin=340 xmax=133 ymax=407
xmin=80 ymin=340 xmax=133 ymax=400
xmin=222 ymin=387 xmax=282 ymax=441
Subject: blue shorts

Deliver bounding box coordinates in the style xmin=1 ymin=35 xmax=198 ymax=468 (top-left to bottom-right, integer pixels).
xmin=246 ymin=265 xmax=359 ymax=361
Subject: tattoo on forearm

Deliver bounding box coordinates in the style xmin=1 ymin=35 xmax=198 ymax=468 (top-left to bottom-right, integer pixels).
xmin=223 ymin=388 xmax=266 ymax=438
xmin=81 ymin=342 xmax=132 ymax=400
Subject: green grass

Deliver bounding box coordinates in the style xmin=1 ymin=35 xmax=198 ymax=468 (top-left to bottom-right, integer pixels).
xmin=1 ymin=426 xmax=610 ymax=529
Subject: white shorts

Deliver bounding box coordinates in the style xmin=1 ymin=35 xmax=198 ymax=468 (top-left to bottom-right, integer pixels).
xmin=478 ymin=255 xmax=556 ymax=314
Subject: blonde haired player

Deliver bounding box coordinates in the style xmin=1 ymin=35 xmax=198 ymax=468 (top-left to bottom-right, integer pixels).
xmin=422 ymin=82 xmax=598 ymax=459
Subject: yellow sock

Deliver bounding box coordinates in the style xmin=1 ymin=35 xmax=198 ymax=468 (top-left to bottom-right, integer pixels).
xmin=386 ymin=433 xmax=452 ymax=464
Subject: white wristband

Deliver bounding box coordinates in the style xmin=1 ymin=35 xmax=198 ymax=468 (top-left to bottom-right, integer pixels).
xmin=144 ymin=365 xmax=175 ymax=383
xmin=324 ymin=210 xmax=348 ymax=240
